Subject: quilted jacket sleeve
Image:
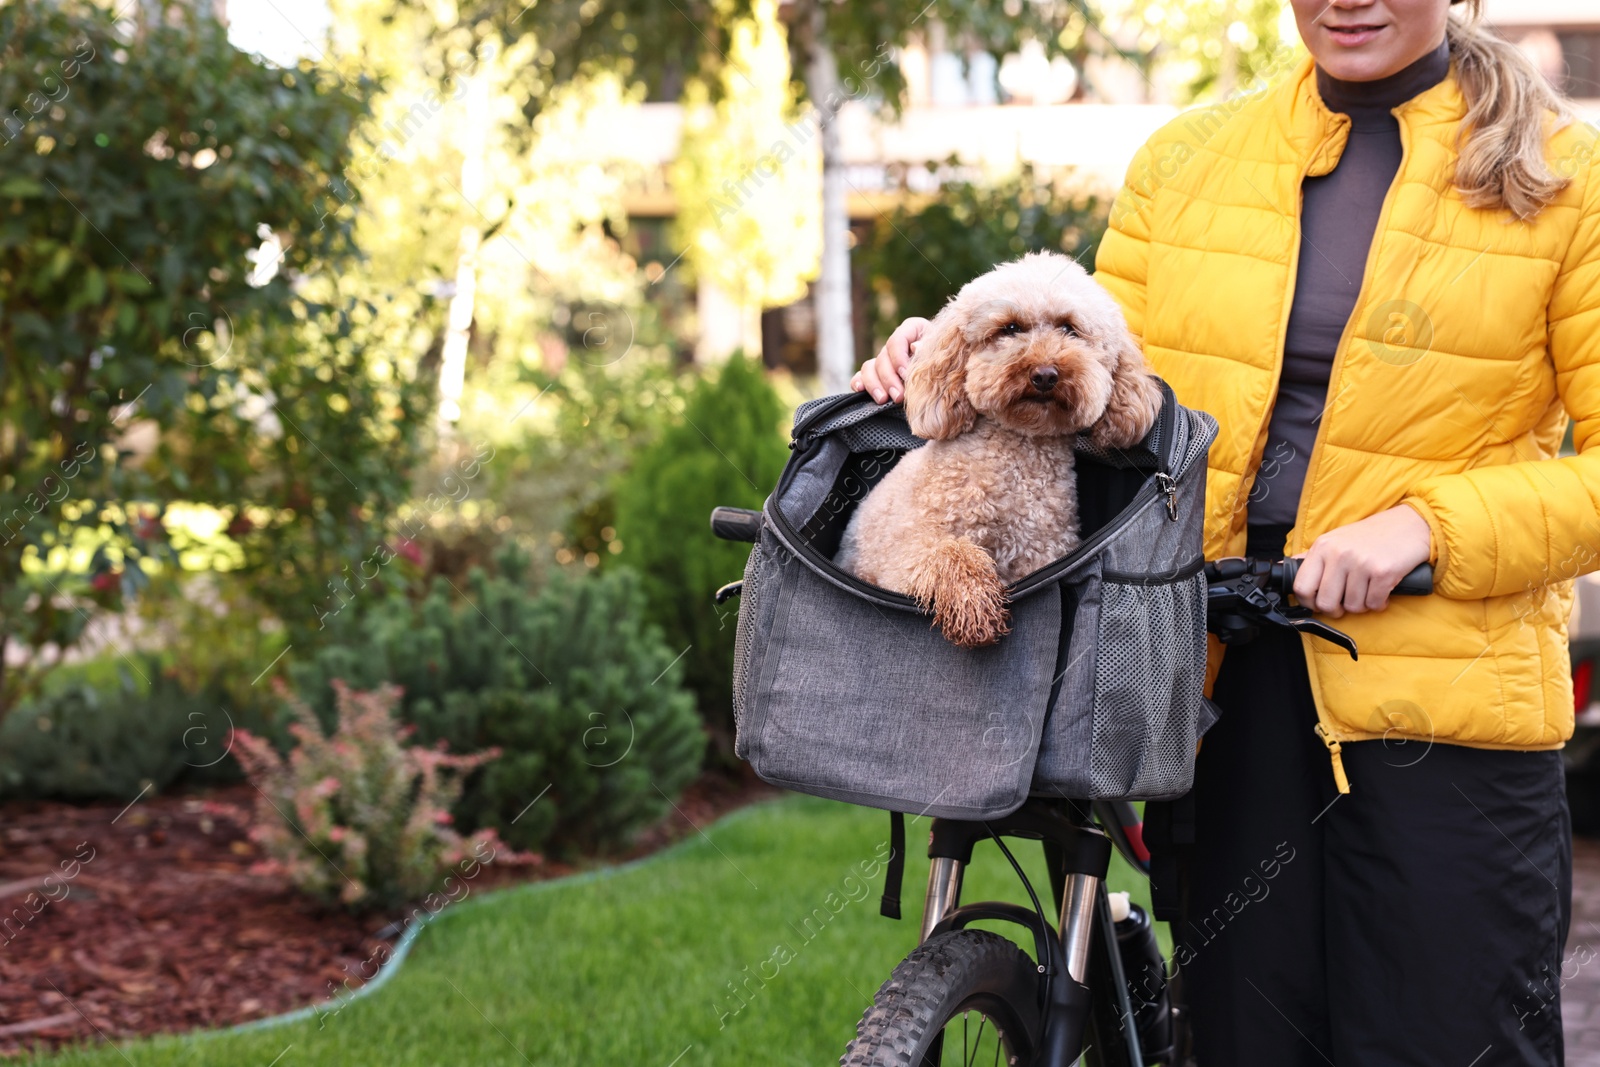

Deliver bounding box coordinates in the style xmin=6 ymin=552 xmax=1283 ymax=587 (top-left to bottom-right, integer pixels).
xmin=1093 ymin=138 xmax=1159 ymax=340
xmin=1399 ymin=152 xmax=1600 ymax=600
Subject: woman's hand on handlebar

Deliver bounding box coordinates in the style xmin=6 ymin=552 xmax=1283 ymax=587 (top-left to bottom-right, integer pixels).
xmin=1291 ymin=505 xmax=1433 ymax=618
xmin=851 ymin=317 xmax=930 ymax=404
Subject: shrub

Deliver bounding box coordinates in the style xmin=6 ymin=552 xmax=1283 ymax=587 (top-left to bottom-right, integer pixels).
xmin=0 ymin=662 xmax=229 ymax=801
xmin=288 ymin=552 xmax=705 ymax=856
xmin=232 ymin=681 xmax=504 ymax=910
xmin=611 ymin=353 xmax=788 ymax=756
xmin=0 ymin=1 xmax=426 ymax=719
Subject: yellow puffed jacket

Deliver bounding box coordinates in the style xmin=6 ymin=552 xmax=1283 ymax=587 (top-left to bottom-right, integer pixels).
xmin=1094 ymin=54 xmax=1600 ymax=786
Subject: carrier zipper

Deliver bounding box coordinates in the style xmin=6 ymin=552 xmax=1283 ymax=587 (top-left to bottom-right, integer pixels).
xmin=773 ymin=383 xmax=1198 ymax=605
xmin=1156 ymin=472 xmax=1178 ymax=521
xmin=1313 ymin=722 xmax=1351 ymax=795
xmin=768 ymin=474 xmax=1166 ymax=609
xmin=789 ymin=392 xmax=881 ymax=450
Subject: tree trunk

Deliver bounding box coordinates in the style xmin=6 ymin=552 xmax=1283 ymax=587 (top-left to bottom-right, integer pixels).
xmin=801 ymin=0 xmax=855 ymax=394
xmin=1218 ymin=0 xmax=1238 ymax=98
xmin=438 ymin=45 xmax=493 ymax=432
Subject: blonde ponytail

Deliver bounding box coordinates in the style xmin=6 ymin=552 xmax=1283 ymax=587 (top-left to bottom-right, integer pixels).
xmin=1447 ymin=1 xmax=1576 ymax=220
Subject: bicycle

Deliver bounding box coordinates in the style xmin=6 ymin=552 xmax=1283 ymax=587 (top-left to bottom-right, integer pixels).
xmin=712 ymin=505 xmax=1433 ymax=1066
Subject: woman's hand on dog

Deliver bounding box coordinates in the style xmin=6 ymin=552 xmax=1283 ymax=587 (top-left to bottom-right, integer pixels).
xmin=853 ymin=317 xmax=930 ymax=404
xmin=1290 ymin=504 xmax=1434 ymax=618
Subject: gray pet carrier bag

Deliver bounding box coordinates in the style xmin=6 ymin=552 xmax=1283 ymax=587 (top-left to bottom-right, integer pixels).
xmin=730 ymin=379 xmax=1220 ymax=821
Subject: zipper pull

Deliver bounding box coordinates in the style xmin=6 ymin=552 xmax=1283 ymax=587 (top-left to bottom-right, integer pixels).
xmin=1313 ymin=723 xmax=1351 ymax=794
xmin=1155 ymin=472 xmax=1178 ymax=521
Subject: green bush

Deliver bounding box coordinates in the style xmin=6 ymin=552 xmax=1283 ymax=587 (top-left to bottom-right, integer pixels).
xmin=233 ymin=682 xmax=503 ymax=910
xmin=288 ymin=552 xmax=704 ymax=856
xmin=612 ymin=353 xmax=788 ymax=757
xmin=861 ymin=163 xmax=1109 ymax=347
xmin=0 ymin=662 xmax=225 ymax=800
xmin=0 ymin=1 xmax=426 ymax=718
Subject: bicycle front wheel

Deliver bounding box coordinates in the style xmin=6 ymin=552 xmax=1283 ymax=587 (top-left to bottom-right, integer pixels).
xmin=842 ymin=930 xmax=1042 ymax=1067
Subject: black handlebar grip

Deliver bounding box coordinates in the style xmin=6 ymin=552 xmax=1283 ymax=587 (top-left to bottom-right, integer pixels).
xmin=1278 ymin=558 xmax=1434 ymax=596
xmin=710 ymin=506 xmax=763 ymax=543
xmin=1393 ymin=562 xmax=1435 ymax=596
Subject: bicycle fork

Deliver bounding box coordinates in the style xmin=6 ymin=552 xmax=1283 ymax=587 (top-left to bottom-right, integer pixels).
xmin=918 ymin=809 xmax=1117 ymax=1066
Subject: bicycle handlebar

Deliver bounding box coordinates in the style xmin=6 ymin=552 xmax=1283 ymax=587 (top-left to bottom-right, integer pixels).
xmin=711 ymin=505 xmax=1432 ymax=659
xmin=710 ymin=506 xmax=762 ymax=543
xmin=1205 ymin=556 xmax=1434 ymax=598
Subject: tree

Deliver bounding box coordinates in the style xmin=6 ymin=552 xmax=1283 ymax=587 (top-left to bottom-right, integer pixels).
xmin=0 ymin=1 xmax=425 ymax=717
xmin=670 ymin=0 xmax=822 ymax=356
xmin=401 ymin=0 xmax=1108 ymax=389
xmin=1094 ymin=0 xmax=1289 ymax=102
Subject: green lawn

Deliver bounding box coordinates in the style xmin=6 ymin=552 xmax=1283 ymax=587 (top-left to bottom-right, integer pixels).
xmin=31 ymin=795 xmax=1158 ymax=1067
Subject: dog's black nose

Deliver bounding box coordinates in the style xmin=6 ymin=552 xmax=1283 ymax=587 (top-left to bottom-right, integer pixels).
xmin=1030 ymin=367 xmax=1058 ymax=393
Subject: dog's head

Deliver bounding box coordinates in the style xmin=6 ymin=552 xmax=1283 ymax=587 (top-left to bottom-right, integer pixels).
xmin=903 ymin=251 xmax=1160 ymax=447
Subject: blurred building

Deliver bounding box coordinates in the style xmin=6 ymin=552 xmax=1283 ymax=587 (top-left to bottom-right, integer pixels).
xmin=1483 ymin=0 xmax=1600 ymax=101
xmin=591 ymin=8 xmax=1598 ymax=369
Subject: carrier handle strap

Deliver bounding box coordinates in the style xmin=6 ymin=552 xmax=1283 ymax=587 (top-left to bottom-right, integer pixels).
xmin=880 ymin=810 xmax=906 ymax=920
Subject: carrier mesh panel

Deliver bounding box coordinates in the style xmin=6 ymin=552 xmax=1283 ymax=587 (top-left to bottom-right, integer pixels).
xmin=1087 ymin=572 xmax=1208 ymax=797
xmin=839 ymin=420 xmax=923 ymax=453
xmin=730 ymin=541 xmax=765 ymax=735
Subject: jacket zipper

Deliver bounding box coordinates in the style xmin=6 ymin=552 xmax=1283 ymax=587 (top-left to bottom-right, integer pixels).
xmin=1289 ymin=103 xmax=1415 ymax=794
xmin=1314 ymin=723 xmax=1351 ymax=794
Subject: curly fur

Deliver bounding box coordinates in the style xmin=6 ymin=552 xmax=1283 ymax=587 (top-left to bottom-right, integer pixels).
xmin=835 ymin=251 xmax=1163 ymax=648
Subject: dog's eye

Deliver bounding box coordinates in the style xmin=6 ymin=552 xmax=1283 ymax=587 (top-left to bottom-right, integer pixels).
xmin=1001 ymin=322 xmax=1020 ymax=335
xmin=1057 ymin=322 xmax=1079 ymax=337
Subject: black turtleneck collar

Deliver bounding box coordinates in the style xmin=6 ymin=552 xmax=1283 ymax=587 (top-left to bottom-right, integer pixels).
xmin=1315 ymin=37 xmax=1451 ymax=126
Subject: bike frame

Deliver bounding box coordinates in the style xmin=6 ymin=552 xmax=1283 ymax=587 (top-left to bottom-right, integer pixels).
xmin=917 ymin=798 xmax=1145 ymax=1067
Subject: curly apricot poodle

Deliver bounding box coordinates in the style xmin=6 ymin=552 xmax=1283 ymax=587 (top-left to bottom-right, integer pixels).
xmin=834 ymin=251 xmax=1163 ymax=648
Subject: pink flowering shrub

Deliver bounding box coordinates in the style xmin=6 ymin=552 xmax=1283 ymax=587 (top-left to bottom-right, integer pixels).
xmin=233 ymin=680 xmax=506 ymax=909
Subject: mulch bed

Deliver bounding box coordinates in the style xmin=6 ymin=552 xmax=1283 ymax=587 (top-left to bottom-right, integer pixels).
xmin=0 ymin=769 xmax=779 ymax=1056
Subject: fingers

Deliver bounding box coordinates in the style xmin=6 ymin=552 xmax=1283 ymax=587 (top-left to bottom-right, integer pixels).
xmin=886 ymin=317 xmax=929 ymax=372
xmin=1293 ymin=544 xmax=1345 ymax=618
xmin=1342 ymin=571 xmax=1371 ymax=616
xmin=856 ymin=317 xmax=930 ymax=404
xmin=1364 ymin=572 xmax=1393 ymax=612
xmin=856 ymin=358 xmax=883 ymax=400
xmin=1291 ymin=553 xmax=1320 ymax=604
xmin=874 ymin=347 xmax=901 ymax=403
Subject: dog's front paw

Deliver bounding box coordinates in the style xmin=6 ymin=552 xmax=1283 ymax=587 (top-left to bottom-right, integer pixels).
xmin=934 ymin=592 xmax=1011 ymax=649
xmin=908 ymin=538 xmax=1011 ymax=649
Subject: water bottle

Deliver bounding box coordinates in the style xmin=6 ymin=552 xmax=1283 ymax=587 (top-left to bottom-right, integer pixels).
xmin=1110 ymin=892 xmax=1175 ymax=1063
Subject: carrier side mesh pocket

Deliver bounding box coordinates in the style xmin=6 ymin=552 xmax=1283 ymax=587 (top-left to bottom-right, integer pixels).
xmin=1087 ymin=568 xmax=1208 ymax=798
xmin=730 ymin=541 xmax=764 ymax=741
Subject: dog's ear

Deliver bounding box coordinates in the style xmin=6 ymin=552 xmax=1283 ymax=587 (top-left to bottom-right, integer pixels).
xmin=1086 ymin=332 xmax=1164 ymax=450
xmin=904 ymin=310 xmax=977 ymax=440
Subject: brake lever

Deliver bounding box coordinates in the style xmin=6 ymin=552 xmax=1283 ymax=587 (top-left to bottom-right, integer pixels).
xmin=1208 ymin=576 xmax=1360 ymax=660
xmin=1273 ymin=606 xmax=1359 ymax=660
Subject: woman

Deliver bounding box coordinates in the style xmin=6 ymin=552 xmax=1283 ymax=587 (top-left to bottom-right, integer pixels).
xmin=855 ymin=0 xmax=1599 ymax=1062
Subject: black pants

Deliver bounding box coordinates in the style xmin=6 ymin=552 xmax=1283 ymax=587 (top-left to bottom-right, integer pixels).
xmin=1175 ymin=526 xmax=1573 ymax=1067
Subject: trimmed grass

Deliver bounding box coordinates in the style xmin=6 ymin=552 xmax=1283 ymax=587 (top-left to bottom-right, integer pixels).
xmin=30 ymin=795 xmax=1158 ymax=1067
